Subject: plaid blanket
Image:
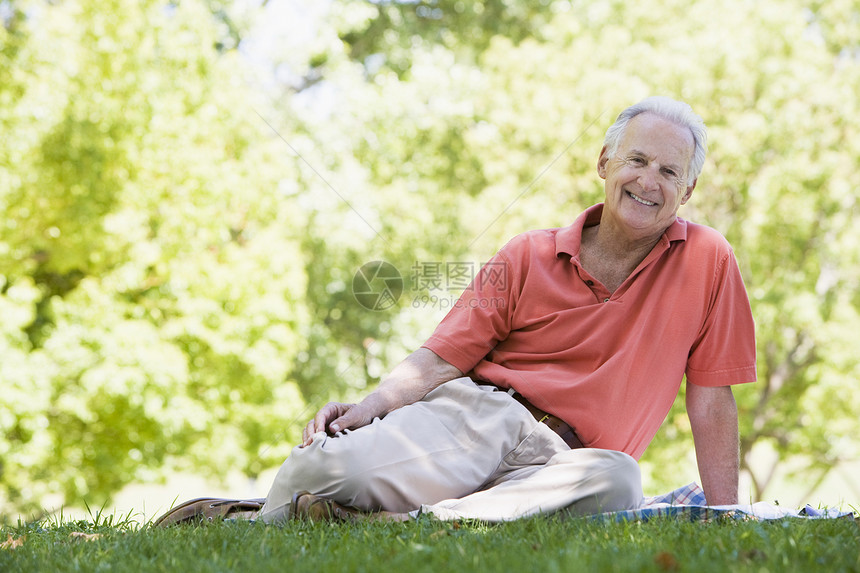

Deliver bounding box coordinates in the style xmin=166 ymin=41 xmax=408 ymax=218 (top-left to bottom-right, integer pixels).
xmin=594 ymin=483 xmax=855 ymax=522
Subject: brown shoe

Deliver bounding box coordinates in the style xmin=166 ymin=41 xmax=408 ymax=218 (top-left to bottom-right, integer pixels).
xmin=289 ymin=492 xmax=362 ymax=523
xmin=154 ymin=497 xmax=265 ymax=527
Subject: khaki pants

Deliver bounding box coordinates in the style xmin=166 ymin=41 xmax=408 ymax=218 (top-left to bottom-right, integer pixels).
xmin=260 ymin=377 xmax=642 ymax=522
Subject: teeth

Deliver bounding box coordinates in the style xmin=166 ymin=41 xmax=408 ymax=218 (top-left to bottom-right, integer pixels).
xmin=627 ymin=191 xmax=656 ymax=206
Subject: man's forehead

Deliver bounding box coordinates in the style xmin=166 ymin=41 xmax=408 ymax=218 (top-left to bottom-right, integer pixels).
xmin=618 ymin=114 xmax=694 ymax=160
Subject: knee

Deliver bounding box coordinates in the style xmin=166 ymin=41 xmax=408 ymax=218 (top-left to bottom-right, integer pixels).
xmin=598 ymin=450 xmax=643 ymax=511
xmin=286 ymin=435 xmax=367 ymax=492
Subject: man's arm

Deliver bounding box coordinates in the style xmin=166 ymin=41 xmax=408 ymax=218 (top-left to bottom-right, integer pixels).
xmin=301 ymin=347 xmax=462 ymax=446
xmin=686 ymin=382 xmax=740 ymax=505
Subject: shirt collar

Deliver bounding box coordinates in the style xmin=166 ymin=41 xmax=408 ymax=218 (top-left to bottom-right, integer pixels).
xmin=555 ymin=203 xmax=688 ymax=258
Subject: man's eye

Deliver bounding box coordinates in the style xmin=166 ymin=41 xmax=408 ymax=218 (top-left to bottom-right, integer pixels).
xmin=627 ymin=157 xmax=645 ymax=165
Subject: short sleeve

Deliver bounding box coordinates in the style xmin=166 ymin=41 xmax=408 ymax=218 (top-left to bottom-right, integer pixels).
xmin=685 ymin=249 xmax=757 ymax=386
xmin=422 ymin=247 xmax=521 ymax=374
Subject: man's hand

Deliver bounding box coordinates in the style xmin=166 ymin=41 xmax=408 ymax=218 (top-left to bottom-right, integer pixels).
xmin=686 ymin=382 xmax=740 ymax=505
xmin=301 ymin=401 xmax=376 ymax=447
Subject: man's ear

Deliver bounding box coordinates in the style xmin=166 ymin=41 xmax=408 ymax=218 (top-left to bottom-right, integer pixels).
xmin=597 ymin=146 xmax=609 ymax=179
xmin=680 ymin=179 xmax=697 ymax=205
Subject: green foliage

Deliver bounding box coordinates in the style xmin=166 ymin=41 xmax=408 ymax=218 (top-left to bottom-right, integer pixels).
xmin=336 ymin=0 xmax=558 ymax=77
xmin=1 ymin=0 xmax=310 ymax=514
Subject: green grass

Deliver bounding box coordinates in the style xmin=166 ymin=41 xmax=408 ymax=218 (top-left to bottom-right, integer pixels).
xmin=1 ymin=513 xmax=858 ymax=573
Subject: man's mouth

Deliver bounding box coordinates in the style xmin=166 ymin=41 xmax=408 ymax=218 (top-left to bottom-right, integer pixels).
xmin=626 ymin=191 xmax=657 ymax=207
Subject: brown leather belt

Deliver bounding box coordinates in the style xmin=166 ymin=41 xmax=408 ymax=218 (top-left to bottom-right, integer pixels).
xmin=482 ymin=383 xmax=584 ymax=449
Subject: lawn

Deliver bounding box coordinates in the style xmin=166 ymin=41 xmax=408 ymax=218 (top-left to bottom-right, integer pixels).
xmin=1 ymin=512 xmax=858 ymax=572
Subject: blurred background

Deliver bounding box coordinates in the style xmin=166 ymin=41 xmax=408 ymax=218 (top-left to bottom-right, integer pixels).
xmin=1 ymin=0 xmax=858 ymax=523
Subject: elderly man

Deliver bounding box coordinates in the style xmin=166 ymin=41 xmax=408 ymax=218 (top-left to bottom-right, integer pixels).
xmin=157 ymin=96 xmax=756 ymax=525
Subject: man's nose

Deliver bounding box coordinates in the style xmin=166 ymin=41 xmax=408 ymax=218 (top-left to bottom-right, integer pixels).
xmin=637 ymin=166 xmax=660 ymax=192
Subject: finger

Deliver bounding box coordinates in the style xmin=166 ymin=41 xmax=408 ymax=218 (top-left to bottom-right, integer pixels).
xmin=303 ymin=403 xmax=340 ymax=446
xmin=313 ymin=405 xmax=336 ymax=434
xmin=329 ymin=405 xmax=360 ymax=434
xmin=308 ymin=406 xmax=334 ymax=433
xmin=314 ymin=404 xmax=341 ymax=434
xmin=301 ymin=418 xmax=317 ymax=447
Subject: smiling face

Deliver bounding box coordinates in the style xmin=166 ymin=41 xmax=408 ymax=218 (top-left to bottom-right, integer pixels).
xmin=597 ymin=113 xmax=697 ymax=243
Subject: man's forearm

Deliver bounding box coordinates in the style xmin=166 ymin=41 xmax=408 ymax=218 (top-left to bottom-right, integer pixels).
xmin=694 ymin=431 xmax=739 ymax=505
xmin=358 ymin=347 xmax=463 ymax=419
xmin=305 ymin=348 xmax=462 ymax=444
xmin=686 ymin=383 xmax=740 ymax=505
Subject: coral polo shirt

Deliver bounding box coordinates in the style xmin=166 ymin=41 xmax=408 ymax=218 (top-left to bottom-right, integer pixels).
xmin=422 ymin=204 xmax=756 ymax=459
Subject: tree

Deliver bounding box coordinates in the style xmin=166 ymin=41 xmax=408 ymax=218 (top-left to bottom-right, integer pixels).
xmin=0 ymin=0 xmax=312 ymax=515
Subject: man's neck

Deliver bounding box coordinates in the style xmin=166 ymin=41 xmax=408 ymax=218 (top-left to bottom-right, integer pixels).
xmin=579 ymin=223 xmax=663 ymax=294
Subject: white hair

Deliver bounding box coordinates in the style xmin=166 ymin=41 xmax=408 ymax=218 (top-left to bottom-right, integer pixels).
xmin=603 ymin=96 xmax=708 ymax=186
